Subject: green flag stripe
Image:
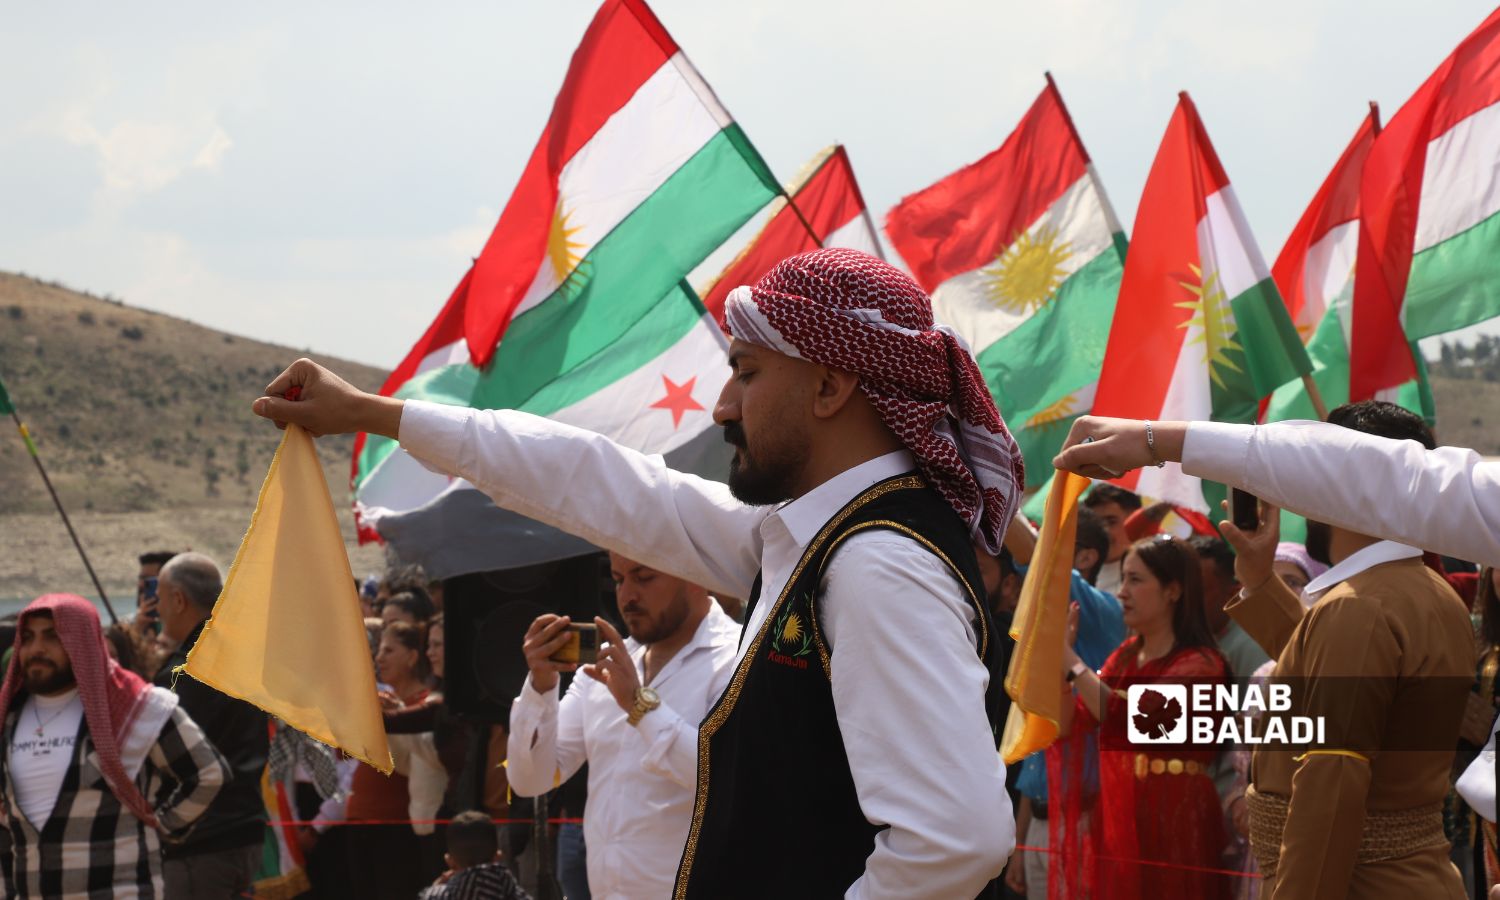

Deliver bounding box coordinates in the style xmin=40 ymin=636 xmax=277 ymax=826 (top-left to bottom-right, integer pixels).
xmin=473 ymin=125 xmax=776 ymax=411
xmin=976 ymin=247 xmax=1122 ymax=474
xmin=1406 ymin=208 xmax=1500 ymax=338
xmin=0 ymin=374 xmax=12 ymax=416
xmin=1228 ymin=278 xmax=1312 ymax=399
xmin=477 ymin=282 xmax=705 ymax=417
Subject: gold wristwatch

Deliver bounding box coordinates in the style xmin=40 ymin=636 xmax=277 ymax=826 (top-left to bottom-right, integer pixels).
xmin=628 ymin=686 xmax=661 ymax=726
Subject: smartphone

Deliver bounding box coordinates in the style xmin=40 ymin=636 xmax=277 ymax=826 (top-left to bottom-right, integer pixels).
xmin=140 ymin=577 xmax=160 ymax=620
xmin=1230 ymin=488 xmax=1260 ymax=531
xmin=549 ymin=623 xmax=598 ymax=665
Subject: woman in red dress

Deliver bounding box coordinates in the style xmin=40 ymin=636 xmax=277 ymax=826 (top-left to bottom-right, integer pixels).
xmin=1057 ymin=535 xmax=1231 ymax=900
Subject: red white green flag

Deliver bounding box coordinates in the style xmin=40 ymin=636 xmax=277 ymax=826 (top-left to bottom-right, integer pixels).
xmin=1265 ymin=107 xmax=1433 ymax=423
xmin=350 ymin=0 xmax=780 ymax=563
xmin=1353 ymin=7 xmax=1500 ymax=399
xmin=1092 ymin=92 xmax=1310 ymax=511
xmin=884 ymin=76 xmax=1126 ymax=476
xmin=698 ymin=144 xmax=881 ymax=325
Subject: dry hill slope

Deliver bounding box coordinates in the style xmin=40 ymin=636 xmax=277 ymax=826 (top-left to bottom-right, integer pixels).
xmin=0 ymin=273 xmax=389 ymax=604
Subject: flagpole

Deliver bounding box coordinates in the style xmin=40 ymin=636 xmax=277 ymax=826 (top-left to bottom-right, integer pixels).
xmin=1300 ymin=375 xmax=1330 ymax=420
xmin=778 ymin=184 xmax=824 ymax=250
xmin=7 ymin=405 xmax=119 ymax=624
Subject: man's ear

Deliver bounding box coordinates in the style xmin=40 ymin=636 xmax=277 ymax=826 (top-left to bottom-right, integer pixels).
xmin=444 ymin=852 xmax=456 ymax=870
xmin=810 ymin=366 xmax=862 ymax=420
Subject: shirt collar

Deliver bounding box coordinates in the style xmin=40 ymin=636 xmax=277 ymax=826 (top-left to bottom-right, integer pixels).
xmin=769 ymin=450 xmax=916 ymax=549
xmin=1302 ymin=540 xmax=1422 ymax=600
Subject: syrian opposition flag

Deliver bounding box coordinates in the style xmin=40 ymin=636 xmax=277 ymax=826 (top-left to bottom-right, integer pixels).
xmin=1092 ymin=92 xmax=1310 ymax=511
xmin=884 ymin=75 xmax=1126 ymax=476
xmin=698 ymin=144 xmax=882 ymax=325
xmin=351 ymin=0 xmax=780 ymax=573
xmin=1353 ymin=7 xmax=1500 ymax=400
xmin=1264 ymin=107 xmax=1433 ymax=423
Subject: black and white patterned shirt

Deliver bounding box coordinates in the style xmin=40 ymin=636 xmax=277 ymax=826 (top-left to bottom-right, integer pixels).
xmin=0 ymin=687 xmax=227 ymax=899
xmin=418 ymin=861 xmax=533 ymax=900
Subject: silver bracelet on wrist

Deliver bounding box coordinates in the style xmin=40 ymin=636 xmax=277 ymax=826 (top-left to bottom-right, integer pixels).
xmin=1145 ymin=421 xmax=1165 ymax=468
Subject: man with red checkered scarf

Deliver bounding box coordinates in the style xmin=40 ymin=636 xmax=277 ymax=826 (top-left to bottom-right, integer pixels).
xmin=0 ymin=594 xmax=226 ymax=898
xmin=255 ymin=249 xmax=1020 ymax=899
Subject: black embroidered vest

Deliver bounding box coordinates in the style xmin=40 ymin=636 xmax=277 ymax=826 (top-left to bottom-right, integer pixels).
xmin=674 ymin=473 xmax=1004 ymax=899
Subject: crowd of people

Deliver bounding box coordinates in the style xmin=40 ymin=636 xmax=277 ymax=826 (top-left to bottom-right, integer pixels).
xmin=4 ymin=247 xmax=1499 ymax=898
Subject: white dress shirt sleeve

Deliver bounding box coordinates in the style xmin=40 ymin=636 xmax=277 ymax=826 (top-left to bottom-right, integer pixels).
xmin=820 ymin=532 xmax=1014 ymax=900
xmin=506 ymin=676 xmax=588 ymax=798
xmin=1182 ymin=419 xmax=1500 ymax=568
xmin=634 ymin=650 xmax=735 ymax=788
xmin=398 ymin=401 xmax=765 ymax=599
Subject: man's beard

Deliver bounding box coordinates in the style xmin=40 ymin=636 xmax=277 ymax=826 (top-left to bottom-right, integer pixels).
xmin=1305 ymin=521 xmax=1333 ymax=567
xmin=23 ymin=660 xmax=76 ymax=695
xmin=623 ymin=589 xmax=692 ymax=645
xmin=723 ymin=420 xmax=806 ymax=506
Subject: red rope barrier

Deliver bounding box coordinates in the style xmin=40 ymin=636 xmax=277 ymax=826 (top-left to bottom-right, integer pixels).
xmin=1015 ymin=843 xmax=1261 ymax=880
xmin=269 ymin=817 xmax=583 ymax=827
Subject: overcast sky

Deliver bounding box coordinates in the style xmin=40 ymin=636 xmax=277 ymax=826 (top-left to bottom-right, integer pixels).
xmin=4 ymin=2 xmax=1493 ymax=371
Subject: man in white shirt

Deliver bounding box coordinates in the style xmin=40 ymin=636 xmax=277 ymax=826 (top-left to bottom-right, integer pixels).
xmin=508 ymin=553 xmax=737 ymax=900
xmin=254 ymin=248 xmax=1019 ymax=899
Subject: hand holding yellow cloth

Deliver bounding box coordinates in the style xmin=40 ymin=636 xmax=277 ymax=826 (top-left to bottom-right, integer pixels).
xmin=1000 ymin=470 xmax=1090 ymax=765
xmin=184 ymin=424 xmax=392 ymax=773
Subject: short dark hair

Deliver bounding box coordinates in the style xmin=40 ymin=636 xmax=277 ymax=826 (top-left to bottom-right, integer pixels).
xmin=1082 ymin=484 xmax=1142 ymax=513
xmin=446 ymin=810 xmax=498 ymax=868
xmin=1074 ymin=507 xmax=1111 ymax=585
xmin=138 ymin=551 xmax=176 ymax=569
xmin=1188 ymin=535 xmax=1236 ymax=585
xmin=1326 ymin=400 xmax=1435 ymax=450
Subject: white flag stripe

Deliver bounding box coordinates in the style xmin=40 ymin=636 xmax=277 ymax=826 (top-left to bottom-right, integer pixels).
xmin=1299 ymin=220 xmax=1358 ymax=333
xmin=930 ymin=173 xmax=1116 ymax=353
xmin=1415 ymin=98 xmax=1500 ymax=252
xmin=509 ymin=59 xmax=726 ymax=321
xmin=1197 ymin=186 xmax=1271 ymax=302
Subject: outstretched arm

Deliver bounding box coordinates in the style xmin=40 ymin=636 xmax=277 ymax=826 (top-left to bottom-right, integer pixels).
xmin=1054 ymin=415 xmax=1500 ymax=569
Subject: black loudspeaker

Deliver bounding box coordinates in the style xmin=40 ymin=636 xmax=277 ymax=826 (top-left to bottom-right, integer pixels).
xmin=443 ymin=552 xmax=616 ymax=723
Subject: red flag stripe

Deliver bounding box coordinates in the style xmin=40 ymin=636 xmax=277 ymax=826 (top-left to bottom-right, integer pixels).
xmin=698 ymin=146 xmax=870 ymax=324
xmin=463 ymin=0 xmax=679 ymax=367
xmin=1091 ymin=95 xmax=1218 ymax=440
xmin=1352 ymin=7 xmax=1500 ymax=400
xmin=1272 ymin=109 xmax=1378 ymax=328
xmin=884 ymin=80 xmax=1090 ymax=293
xmin=349 ymin=265 xmax=472 ymax=488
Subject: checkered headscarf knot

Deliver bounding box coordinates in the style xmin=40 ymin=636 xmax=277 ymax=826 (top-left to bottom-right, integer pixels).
xmin=724 ymin=248 xmax=1024 ymax=553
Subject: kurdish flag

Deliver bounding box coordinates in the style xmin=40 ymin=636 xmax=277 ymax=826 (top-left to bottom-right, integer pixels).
xmin=699 ymin=144 xmax=882 ymax=325
xmin=1265 ymin=107 xmax=1433 ymax=423
xmin=1354 ymin=7 xmax=1500 ymax=399
xmin=352 ymin=0 xmax=779 ymax=573
xmin=885 ymin=75 xmax=1126 ymax=476
xmin=1092 ymin=93 xmax=1310 ymax=511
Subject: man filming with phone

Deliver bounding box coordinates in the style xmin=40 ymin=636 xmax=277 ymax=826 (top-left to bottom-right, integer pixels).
xmin=507 ymin=552 xmax=738 ymax=900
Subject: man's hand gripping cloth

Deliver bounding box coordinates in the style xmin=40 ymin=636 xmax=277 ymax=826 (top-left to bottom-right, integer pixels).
xmin=724 ymin=248 xmax=1024 ymax=553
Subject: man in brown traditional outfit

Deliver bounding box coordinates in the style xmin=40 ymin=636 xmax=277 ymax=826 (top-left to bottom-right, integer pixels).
xmin=1220 ymin=401 xmax=1474 ymax=899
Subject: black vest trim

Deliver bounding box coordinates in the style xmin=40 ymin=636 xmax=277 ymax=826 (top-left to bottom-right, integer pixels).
xmin=673 ymin=475 xmax=925 ymax=898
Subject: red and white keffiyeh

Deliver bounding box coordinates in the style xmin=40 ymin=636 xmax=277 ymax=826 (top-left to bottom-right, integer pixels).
xmin=725 ymin=248 xmax=1023 ymax=553
xmin=0 ymin=594 xmax=161 ymax=827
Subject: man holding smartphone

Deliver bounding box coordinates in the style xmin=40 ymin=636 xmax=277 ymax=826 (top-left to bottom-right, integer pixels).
xmin=254 ymin=249 xmax=1020 ymax=898
xmin=506 ymin=553 xmax=738 ymax=900
xmin=135 ymin=550 xmax=175 ymax=635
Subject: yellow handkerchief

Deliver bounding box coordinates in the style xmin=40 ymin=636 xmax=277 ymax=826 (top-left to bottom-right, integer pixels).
xmin=184 ymin=424 xmax=392 ymax=773
xmin=1000 ymin=471 xmax=1090 ymax=765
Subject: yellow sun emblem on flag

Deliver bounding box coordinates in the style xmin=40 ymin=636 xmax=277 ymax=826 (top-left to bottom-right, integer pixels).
xmin=982 ymin=225 xmax=1073 ymax=315
xmin=547 ymin=198 xmax=587 ymax=294
xmin=780 ymin=613 xmax=804 ymax=644
xmin=1175 ymin=264 xmax=1243 ymax=388
xmin=1024 ymin=392 xmax=1082 ymax=430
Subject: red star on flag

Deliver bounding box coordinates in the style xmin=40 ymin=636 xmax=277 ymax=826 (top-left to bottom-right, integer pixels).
xmin=649 ymin=375 xmax=705 ymax=428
